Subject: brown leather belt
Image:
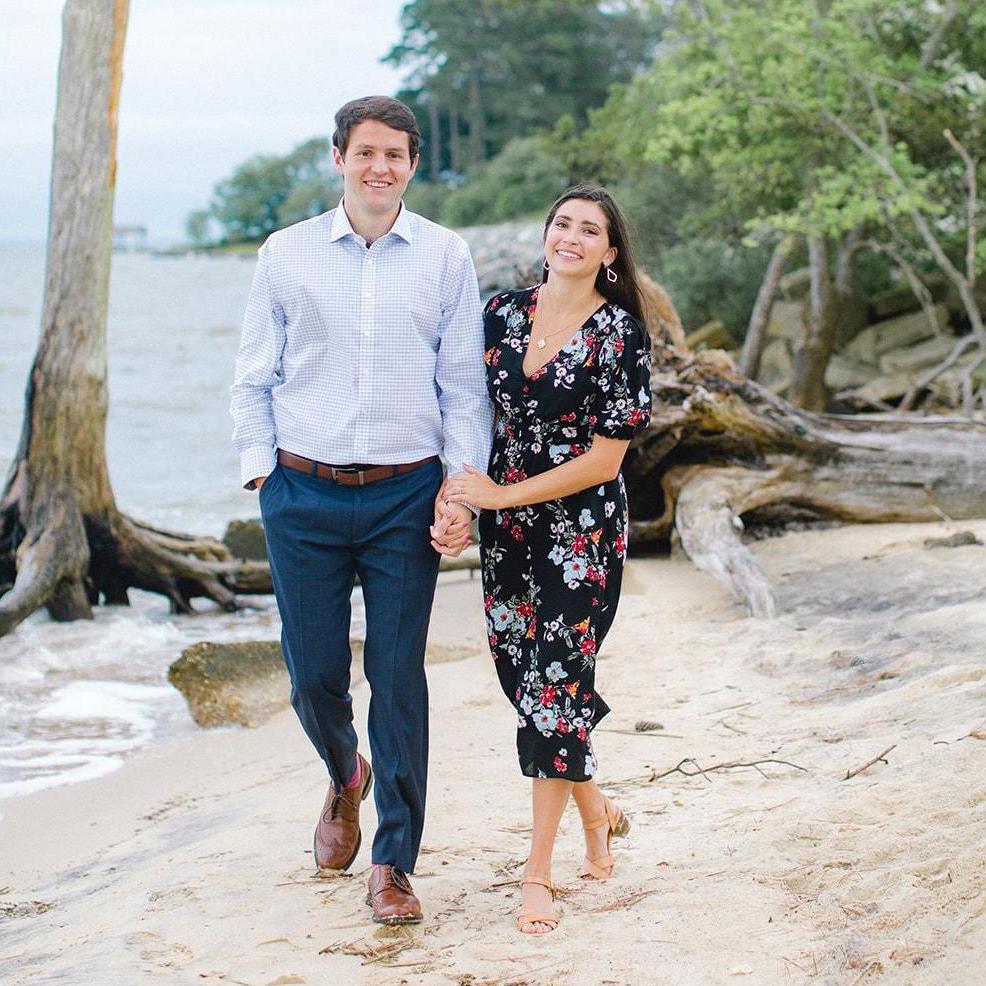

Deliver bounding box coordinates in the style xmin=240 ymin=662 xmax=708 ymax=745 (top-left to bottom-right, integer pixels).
xmin=276 ymin=449 xmax=438 ymax=486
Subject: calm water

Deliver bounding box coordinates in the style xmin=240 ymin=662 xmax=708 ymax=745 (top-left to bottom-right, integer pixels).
xmin=0 ymin=244 xmax=257 ymax=532
xmin=0 ymin=245 xmax=356 ymax=801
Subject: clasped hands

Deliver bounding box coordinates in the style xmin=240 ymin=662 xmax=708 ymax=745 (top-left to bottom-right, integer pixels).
xmin=430 ymin=465 xmax=507 ymax=557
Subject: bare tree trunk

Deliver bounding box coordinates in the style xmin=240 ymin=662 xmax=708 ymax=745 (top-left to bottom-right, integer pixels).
xmin=467 ymin=66 xmax=486 ymax=168
xmin=427 ymin=98 xmax=441 ymax=180
xmin=789 ymin=234 xmax=838 ymax=410
xmin=920 ymin=0 xmax=961 ymax=68
xmin=831 ymin=226 xmax=868 ymax=349
xmin=0 ymin=0 xmax=261 ymax=640
xmin=449 ymin=107 xmax=462 ymax=175
xmin=739 ymin=233 xmax=797 ymax=378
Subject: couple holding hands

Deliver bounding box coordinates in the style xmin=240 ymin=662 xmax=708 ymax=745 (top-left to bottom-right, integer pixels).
xmin=231 ymin=96 xmax=651 ymax=935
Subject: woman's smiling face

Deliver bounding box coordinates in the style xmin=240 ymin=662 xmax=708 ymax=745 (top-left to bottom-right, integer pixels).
xmin=543 ymin=199 xmax=617 ymax=278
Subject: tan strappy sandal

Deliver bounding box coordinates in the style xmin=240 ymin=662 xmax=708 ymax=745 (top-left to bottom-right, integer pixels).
xmin=517 ymin=875 xmax=559 ymax=934
xmin=579 ymin=796 xmax=631 ymax=881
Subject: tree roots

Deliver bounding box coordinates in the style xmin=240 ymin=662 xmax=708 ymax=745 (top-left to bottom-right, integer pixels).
xmin=0 ymin=493 xmax=273 ymax=639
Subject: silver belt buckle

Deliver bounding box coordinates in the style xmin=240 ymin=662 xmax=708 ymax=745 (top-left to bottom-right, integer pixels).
xmin=329 ymin=464 xmax=365 ymax=484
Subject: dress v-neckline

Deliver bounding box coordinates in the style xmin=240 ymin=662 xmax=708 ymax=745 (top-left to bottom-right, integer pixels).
xmin=521 ymin=285 xmax=606 ymax=380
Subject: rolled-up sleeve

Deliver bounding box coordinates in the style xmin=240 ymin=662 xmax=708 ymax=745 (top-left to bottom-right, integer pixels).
xmin=435 ymin=239 xmax=494 ymax=477
xmin=230 ymin=243 xmax=286 ymax=488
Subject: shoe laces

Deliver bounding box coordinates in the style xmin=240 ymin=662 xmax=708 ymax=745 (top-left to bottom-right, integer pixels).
xmin=375 ymin=865 xmax=412 ymax=894
xmin=326 ymin=787 xmax=358 ymax=821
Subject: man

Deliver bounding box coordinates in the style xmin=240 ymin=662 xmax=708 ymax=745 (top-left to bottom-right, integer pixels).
xmin=230 ymin=95 xmax=491 ymax=925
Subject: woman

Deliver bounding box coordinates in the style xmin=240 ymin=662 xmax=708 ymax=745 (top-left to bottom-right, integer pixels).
xmin=444 ymin=184 xmax=652 ymax=934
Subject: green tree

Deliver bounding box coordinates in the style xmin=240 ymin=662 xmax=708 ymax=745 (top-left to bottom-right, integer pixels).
xmin=185 ymin=208 xmax=213 ymax=246
xmin=385 ymin=0 xmax=664 ymax=178
xmin=440 ymin=136 xmax=567 ymax=226
xmin=276 ymin=172 xmax=341 ymax=228
xmin=583 ymin=0 xmax=986 ymax=409
xmin=207 ymin=138 xmax=335 ymax=243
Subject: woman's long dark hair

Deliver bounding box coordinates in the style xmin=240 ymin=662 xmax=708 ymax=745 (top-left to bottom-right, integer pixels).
xmin=541 ymin=183 xmax=644 ymax=322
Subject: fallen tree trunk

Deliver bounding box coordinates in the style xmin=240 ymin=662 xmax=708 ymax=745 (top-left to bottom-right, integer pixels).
xmin=624 ymin=346 xmax=986 ymax=616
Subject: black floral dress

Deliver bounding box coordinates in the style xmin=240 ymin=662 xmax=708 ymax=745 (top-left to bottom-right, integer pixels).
xmin=478 ymin=285 xmax=652 ymax=781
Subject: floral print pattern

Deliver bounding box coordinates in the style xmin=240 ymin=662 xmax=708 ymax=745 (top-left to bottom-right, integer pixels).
xmin=478 ymin=285 xmax=652 ymax=781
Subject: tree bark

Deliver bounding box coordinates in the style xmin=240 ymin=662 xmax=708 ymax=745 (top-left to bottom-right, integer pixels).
xmin=467 ymin=66 xmax=486 ymax=168
xmin=789 ymin=234 xmax=838 ymax=410
xmin=449 ymin=107 xmax=462 ymax=175
xmin=427 ymin=97 xmax=441 ymax=180
xmin=623 ymin=346 xmax=986 ymax=616
xmin=739 ymin=233 xmax=797 ymax=378
xmin=0 ymin=0 xmax=261 ymax=640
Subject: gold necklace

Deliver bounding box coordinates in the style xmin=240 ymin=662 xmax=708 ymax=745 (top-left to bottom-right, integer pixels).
xmin=532 ymin=288 xmax=601 ymax=350
xmin=534 ymin=323 xmax=575 ymax=350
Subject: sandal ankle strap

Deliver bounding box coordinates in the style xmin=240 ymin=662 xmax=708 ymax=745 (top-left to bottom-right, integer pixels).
xmin=582 ymin=814 xmax=610 ymax=832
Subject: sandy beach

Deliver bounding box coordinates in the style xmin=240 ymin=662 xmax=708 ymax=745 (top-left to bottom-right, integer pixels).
xmin=2 ymin=518 xmax=985 ymax=986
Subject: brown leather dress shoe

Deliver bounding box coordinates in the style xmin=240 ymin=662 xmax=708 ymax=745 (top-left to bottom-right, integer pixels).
xmin=366 ymin=864 xmax=423 ymax=925
xmin=313 ymin=753 xmax=373 ymax=874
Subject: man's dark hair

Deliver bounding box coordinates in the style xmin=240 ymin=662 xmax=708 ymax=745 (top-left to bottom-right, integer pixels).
xmin=332 ymin=96 xmax=421 ymax=161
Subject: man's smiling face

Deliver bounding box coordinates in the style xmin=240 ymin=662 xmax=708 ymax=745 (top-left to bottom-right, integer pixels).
xmin=333 ymin=119 xmax=418 ymax=222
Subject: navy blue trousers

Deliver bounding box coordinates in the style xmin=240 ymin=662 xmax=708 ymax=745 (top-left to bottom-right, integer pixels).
xmin=259 ymin=458 xmax=443 ymax=873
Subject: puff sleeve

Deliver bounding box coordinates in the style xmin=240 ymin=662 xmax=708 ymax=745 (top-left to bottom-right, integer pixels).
xmin=592 ymin=313 xmax=652 ymax=439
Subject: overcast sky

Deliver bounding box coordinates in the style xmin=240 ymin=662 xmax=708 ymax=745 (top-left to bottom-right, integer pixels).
xmin=2 ymin=0 xmax=407 ymax=244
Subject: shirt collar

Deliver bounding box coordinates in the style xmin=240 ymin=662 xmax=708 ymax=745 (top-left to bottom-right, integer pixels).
xmin=329 ymin=199 xmax=413 ymax=244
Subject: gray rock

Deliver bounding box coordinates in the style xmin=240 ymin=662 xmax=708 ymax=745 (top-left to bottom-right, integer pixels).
xmin=878 ymin=333 xmax=956 ymax=374
xmin=825 ymin=352 xmax=878 ymax=391
xmin=223 ymin=518 xmax=267 ymax=561
xmin=458 ymin=219 xmax=543 ymax=294
xmin=169 ymin=637 xmax=480 ymax=728
xmin=871 ymin=286 xmax=921 ymax=319
xmin=758 ymin=337 xmax=794 ymax=387
xmin=767 ymin=300 xmax=806 ymax=340
xmin=923 ymin=530 xmax=983 ymax=549
xmin=848 ymin=372 xmax=914 ymax=404
xmin=778 ymin=267 xmax=811 ymax=300
xmin=843 ymin=305 xmax=947 ymax=364
xmin=168 ymin=640 xmax=301 ymax=728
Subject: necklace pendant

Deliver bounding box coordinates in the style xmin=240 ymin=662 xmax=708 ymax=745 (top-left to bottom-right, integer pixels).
xmin=536 ymin=337 xmax=546 ymax=350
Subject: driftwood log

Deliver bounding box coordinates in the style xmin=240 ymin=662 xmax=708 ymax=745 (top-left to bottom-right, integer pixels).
xmin=623 ymin=345 xmax=986 ymax=617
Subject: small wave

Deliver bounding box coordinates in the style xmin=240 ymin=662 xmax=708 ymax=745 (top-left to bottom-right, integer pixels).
xmin=0 ymin=755 xmax=123 ymax=800
xmin=38 ymin=680 xmax=178 ymax=731
xmin=0 ymin=735 xmax=137 ymax=760
xmin=0 ymin=609 xmax=185 ymax=677
xmin=0 ymin=664 xmax=45 ymax=685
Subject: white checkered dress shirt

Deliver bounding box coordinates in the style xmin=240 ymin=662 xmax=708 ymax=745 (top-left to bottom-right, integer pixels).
xmin=231 ymin=202 xmax=493 ymax=489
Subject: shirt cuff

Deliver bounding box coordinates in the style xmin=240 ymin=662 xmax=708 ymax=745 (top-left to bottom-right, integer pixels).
xmin=240 ymin=445 xmax=276 ymax=489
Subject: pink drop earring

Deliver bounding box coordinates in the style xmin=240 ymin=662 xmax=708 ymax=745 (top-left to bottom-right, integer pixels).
xmin=605 ymin=265 xmax=618 ymax=283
